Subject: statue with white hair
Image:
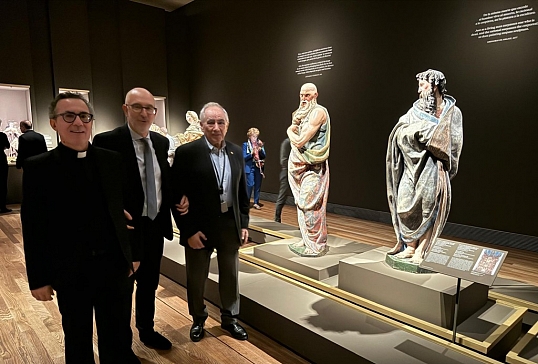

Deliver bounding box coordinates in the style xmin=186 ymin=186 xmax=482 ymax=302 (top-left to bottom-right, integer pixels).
xmin=287 ymin=83 xmax=331 ymax=257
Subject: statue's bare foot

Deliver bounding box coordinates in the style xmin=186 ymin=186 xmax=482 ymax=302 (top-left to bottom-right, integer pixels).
xmin=387 ymin=242 xmax=403 ymax=255
xmin=290 ymin=240 xmax=305 ymax=248
xmin=410 ymin=255 xmax=424 ymax=265
xmin=395 ymin=246 xmax=415 ymax=259
xmin=289 ymin=244 xmax=328 ymax=257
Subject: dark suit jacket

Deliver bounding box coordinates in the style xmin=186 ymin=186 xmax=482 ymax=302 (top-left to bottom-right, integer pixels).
xmin=21 ymin=144 xmax=135 ymax=290
xmin=171 ymin=137 xmax=249 ymax=247
xmin=0 ymin=132 xmax=9 ymax=166
xmin=16 ymin=130 xmax=48 ymax=169
xmin=93 ymin=124 xmax=173 ymax=245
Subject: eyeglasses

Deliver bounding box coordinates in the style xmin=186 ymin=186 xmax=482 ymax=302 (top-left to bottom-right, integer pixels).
xmin=126 ymin=104 xmax=157 ymax=115
xmin=54 ymin=112 xmax=94 ymax=123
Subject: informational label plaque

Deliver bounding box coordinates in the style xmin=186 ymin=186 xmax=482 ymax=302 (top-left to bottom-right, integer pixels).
xmin=420 ymin=238 xmax=507 ymax=286
xmin=295 ymin=46 xmax=334 ymax=79
xmin=470 ymin=3 xmax=537 ymax=44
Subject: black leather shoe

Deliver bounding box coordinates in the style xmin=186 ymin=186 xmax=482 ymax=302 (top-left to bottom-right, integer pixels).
xmin=140 ymin=331 xmax=172 ymax=350
xmin=190 ymin=322 xmax=205 ymax=342
xmin=221 ymin=323 xmax=248 ymax=340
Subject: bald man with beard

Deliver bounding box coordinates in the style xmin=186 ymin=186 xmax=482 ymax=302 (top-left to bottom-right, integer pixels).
xmin=286 ymin=83 xmax=331 ymax=257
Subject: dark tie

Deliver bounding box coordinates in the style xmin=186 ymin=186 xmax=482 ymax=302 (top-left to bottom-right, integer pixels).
xmin=141 ymin=138 xmax=158 ymax=220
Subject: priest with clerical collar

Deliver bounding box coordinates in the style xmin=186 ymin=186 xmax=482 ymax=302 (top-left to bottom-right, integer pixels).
xmin=21 ymin=92 xmax=142 ymax=363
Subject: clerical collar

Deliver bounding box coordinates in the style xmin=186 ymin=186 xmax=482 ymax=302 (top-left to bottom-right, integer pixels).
xmin=58 ymin=142 xmax=90 ymax=159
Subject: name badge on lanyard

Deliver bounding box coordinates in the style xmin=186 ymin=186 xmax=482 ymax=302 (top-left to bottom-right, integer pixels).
xmin=220 ymin=201 xmax=228 ymax=213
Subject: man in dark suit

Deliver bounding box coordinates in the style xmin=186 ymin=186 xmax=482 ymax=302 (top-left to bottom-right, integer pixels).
xmin=172 ymin=102 xmax=250 ymax=342
xmin=93 ymin=87 xmax=188 ymax=351
xmin=274 ymin=137 xmax=291 ymax=222
xmin=21 ymin=92 xmax=140 ymax=363
xmin=16 ymin=120 xmax=48 ymax=169
xmin=0 ymin=127 xmax=10 ymax=213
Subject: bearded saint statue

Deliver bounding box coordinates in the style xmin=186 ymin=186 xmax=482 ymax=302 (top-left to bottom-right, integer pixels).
xmin=286 ymin=83 xmax=331 ymax=257
xmin=386 ymin=69 xmax=463 ymax=264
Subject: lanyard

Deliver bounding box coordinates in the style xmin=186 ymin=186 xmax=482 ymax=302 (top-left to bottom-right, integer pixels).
xmin=210 ymin=148 xmax=226 ymax=195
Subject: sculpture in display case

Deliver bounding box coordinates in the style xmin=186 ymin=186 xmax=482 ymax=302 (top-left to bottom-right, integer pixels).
xmin=287 ymin=83 xmax=331 ymax=257
xmin=3 ymin=120 xmax=22 ymax=163
xmin=386 ymin=69 xmax=463 ymax=264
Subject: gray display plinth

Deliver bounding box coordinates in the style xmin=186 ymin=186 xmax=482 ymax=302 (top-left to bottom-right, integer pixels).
xmin=253 ymin=238 xmax=373 ymax=281
xmin=162 ymin=238 xmax=489 ymax=364
xmin=339 ymin=247 xmax=489 ymax=328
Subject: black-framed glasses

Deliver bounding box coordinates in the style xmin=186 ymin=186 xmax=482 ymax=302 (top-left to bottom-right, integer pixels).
xmin=126 ymin=104 xmax=157 ymax=115
xmin=54 ymin=112 xmax=94 ymax=123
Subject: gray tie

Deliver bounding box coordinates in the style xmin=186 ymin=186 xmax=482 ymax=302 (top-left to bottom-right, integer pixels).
xmin=141 ymin=138 xmax=158 ymax=220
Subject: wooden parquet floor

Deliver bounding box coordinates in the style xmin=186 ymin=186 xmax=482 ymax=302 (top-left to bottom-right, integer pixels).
xmin=0 ymin=209 xmax=309 ymax=364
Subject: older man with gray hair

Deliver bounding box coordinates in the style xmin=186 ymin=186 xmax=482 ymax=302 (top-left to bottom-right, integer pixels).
xmin=171 ymin=102 xmax=250 ymax=343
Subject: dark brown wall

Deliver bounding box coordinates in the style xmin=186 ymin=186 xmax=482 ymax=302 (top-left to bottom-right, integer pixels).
xmin=1 ymin=0 xmax=536 ymax=238
xmin=169 ymin=0 xmax=538 ymax=237
xmin=0 ymin=0 xmax=172 ymax=138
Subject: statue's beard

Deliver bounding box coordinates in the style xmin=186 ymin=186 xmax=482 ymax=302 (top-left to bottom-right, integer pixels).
xmin=418 ymin=88 xmax=436 ymax=115
xmin=293 ymin=99 xmax=317 ymax=124
xmin=300 ymin=98 xmax=315 ymax=109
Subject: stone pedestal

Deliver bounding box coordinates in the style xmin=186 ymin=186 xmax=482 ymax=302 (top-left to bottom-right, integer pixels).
xmin=338 ymin=247 xmax=489 ymax=328
xmin=253 ymin=238 xmax=372 ymax=281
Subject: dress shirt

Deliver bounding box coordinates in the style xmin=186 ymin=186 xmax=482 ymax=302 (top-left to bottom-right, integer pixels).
xmin=204 ymin=137 xmax=232 ymax=207
xmin=128 ymin=125 xmax=163 ymax=216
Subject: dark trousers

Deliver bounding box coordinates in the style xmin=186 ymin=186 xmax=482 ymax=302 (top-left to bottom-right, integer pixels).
xmin=0 ymin=163 xmax=7 ymax=208
xmin=246 ymin=168 xmax=263 ymax=204
xmin=185 ymin=209 xmax=240 ymax=326
xmin=134 ymin=215 xmax=165 ymax=333
xmin=274 ymin=168 xmax=290 ymax=220
xmin=55 ymin=255 xmax=136 ymax=364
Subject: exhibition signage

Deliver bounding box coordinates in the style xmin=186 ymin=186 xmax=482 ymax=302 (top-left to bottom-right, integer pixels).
xmin=420 ymin=238 xmax=507 ymax=287
xmin=420 ymin=239 xmax=508 ymax=343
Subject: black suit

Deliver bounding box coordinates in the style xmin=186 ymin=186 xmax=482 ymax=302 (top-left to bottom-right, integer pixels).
xmin=21 ymin=143 xmax=138 ymax=364
xmin=275 ymin=138 xmax=291 ymax=221
xmin=16 ymin=129 xmax=47 ymax=169
xmin=0 ymin=132 xmax=9 ymax=209
xmin=93 ymin=124 xmax=172 ymax=333
xmin=171 ymin=137 xmax=249 ymax=325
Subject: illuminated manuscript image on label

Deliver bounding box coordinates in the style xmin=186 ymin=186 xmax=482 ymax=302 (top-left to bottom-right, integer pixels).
xmin=472 ymin=249 xmax=505 ymax=276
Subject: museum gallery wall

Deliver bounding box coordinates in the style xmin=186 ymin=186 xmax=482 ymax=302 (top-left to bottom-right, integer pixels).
xmin=167 ymin=0 xmax=538 ymax=241
xmin=0 ymin=0 xmax=536 ymax=243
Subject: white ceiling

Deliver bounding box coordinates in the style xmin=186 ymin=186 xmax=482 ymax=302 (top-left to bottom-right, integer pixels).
xmin=130 ymin=0 xmax=193 ymax=12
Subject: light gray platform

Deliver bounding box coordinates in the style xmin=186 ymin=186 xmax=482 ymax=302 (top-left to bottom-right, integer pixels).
xmin=253 ymin=238 xmax=373 ymax=280
xmin=161 ymin=238 xmax=488 ymax=364
xmin=339 ymin=247 xmax=489 ymax=328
